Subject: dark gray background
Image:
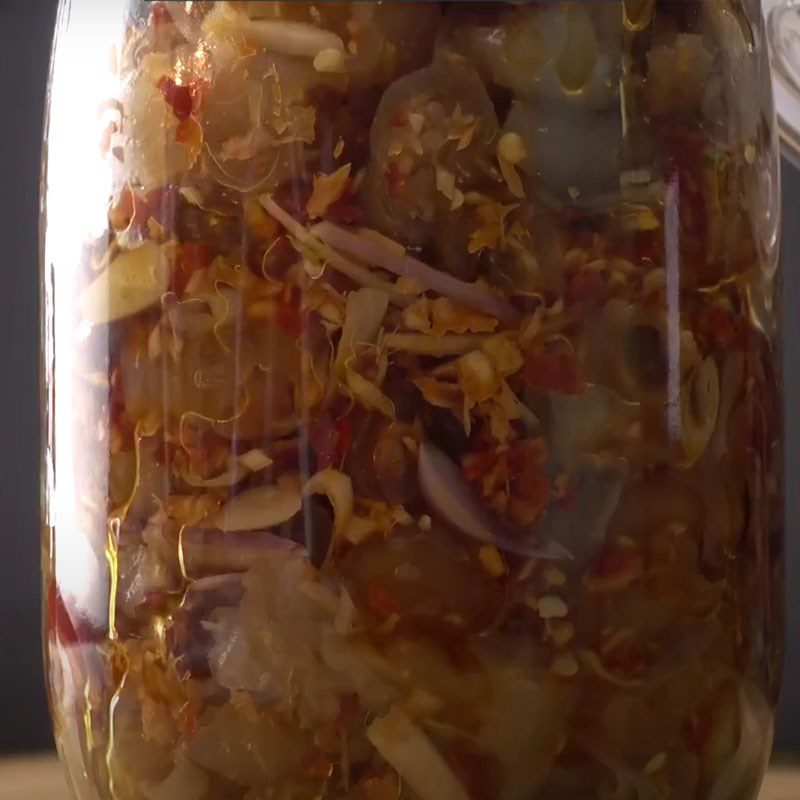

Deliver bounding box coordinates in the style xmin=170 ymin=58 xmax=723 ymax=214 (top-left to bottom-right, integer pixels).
xmin=0 ymin=0 xmax=796 ymax=756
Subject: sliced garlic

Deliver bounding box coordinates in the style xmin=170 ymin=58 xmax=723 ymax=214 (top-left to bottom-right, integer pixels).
xmin=313 ymin=47 xmax=346 ymax=74
xmin=213 ymin=485 xmax=302 ymax=532
xmin=681 ymin=355 xmax=720 ymax=464
xmin=498 ymin=132 xmax=527 ymax=165
xmin=78 ymin=241 xmax=170 ymax=325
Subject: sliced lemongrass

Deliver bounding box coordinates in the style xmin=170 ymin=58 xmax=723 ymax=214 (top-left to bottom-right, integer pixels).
xmin=385 ymin=333 xmax=492 ymax=356
xmin=259 ymin=195 xmax=410 ymax=304
xmin=311 ymin=220 xmax=520 ymax=323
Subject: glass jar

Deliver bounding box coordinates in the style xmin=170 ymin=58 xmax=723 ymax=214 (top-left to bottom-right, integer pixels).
xmin=41 ymin=2 xmax=783 ymax=799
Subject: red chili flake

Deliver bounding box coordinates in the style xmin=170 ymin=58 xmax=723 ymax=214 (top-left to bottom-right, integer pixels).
xmin=47 ymin=583 xmax=103 ymax=645
xmin=389 ymin=107 xmax=408 ymax=128
xmin=308 ymin=408 xmax=352 ymax=470
xmin=333 ymin=415 xmax=352 ymax=463
xmin=150 ymin=2 xmax=173 ymax=26
xmin=171 ymin=241 xmax=213 ymax=295
xmin=357 ymin=772 xmax=400 ymax=800
xmin=506 ymin=438 xmax=547 ymax=473
xmin=47 ymin=583 xmax=79 ymax=645
xmin=513 ymin=471 xmax=552 ymax=506
xmin=175 ymin=118 xmax=193 ymax=143
xmin=277 ymin=304 xmax=304 ymax=337
xmin=584 ymin=542 xmax=645 ymax=594
xmin=157 ymin=76 xmax=195 ymax=120
xmin=182 ymin=700 xmax=200 ymax=740
xmin=508 ymin=475 xmax=551 ymax=526
xmin=275 ymin=284 xmax=307 ymax=336
xmin=697 ymin=305 xmax=743 ymax=350
xmin=302 ymin=754 xmax=334 ymax=779
xmin=308 ymin=413 xmax=339 ymax=470
xmin=602 ymin=638 xmax=650 ymax=678
xmin=175 ymin=117 xmax=200 ymax=147
xmin=524 ymin=344 xmax=582 ymax=395
xmin=462 ymin=449 xmax=497 ymax=483
xmin=366 ymin=583 xmax=398 ymax=618
xmin=335 ymin=693 xmax=363 ymax=731
xmin=566 ymin=271 xmax=606 ymax=305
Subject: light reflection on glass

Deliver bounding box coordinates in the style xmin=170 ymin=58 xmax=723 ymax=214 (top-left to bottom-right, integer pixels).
xmin=45 ymin=0 xmax=124 ymax=627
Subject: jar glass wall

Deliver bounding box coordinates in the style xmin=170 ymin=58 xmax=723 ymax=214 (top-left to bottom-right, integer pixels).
xmin=41 ymin=3 xmax=783 ymax=799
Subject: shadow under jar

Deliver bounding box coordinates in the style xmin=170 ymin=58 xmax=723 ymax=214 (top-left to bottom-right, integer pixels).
xmin=41 ymin=2 xmax=783 ymax=799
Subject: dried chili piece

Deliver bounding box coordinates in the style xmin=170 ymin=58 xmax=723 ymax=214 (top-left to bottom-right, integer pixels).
xmin=584 ymin=542 xmax=645 ymax=594
xmin=566 ymin=271 xmax=607 ymax=306
xmin=524 ymin=342 xmax=582 ymax=395
xmin=157 ymin=76 xmax=196 ymax=121
xmin=149 ymin=2 xmax=172 ymax=26
xmin=366 ymin=583 xmax=398 ymax=618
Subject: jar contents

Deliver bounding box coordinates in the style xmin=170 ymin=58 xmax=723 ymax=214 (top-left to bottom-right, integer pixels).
xmin=46 ymin=2 xmax=782 ymax=800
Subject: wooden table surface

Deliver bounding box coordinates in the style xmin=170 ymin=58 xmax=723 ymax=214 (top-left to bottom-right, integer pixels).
xmin=1 ymin=755 xmax=799 ymax=800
